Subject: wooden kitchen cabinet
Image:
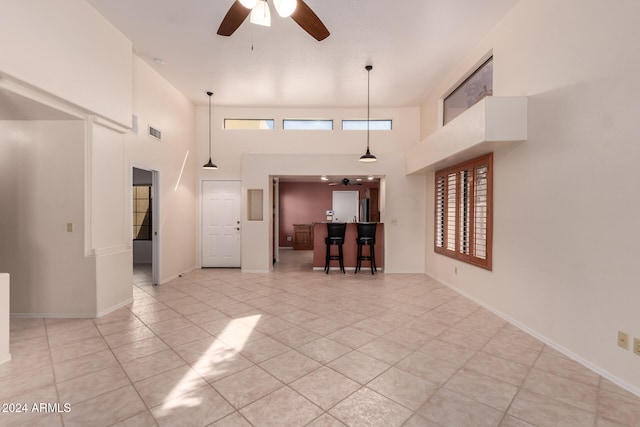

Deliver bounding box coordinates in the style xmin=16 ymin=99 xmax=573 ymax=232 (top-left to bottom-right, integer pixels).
xmin=293 ymin=224 xmax=314 ymax=250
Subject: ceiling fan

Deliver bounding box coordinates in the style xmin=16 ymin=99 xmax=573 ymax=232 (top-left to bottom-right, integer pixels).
xmin=217 ymin=0 xmax=330 ymax=41
xmin=329 ymin=178 xmax=363 ymax=186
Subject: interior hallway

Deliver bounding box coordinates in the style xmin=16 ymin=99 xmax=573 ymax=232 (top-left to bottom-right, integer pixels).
xmin=3 ymin=260 xmax=640 ymax=426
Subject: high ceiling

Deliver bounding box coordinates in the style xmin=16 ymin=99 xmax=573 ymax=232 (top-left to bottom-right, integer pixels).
xmin=86 ymin=0 xmax=518 ymax=108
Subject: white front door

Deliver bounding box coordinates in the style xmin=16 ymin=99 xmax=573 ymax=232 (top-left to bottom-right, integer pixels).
xmin=332 ymin=191 xmax=359 ymax=223
xmin=202 ymin=180 xmax=241 ymax=267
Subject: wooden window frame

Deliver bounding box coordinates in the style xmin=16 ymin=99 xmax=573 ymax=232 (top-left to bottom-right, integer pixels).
xmin=435 ymin=153 xmax=493 ymax=270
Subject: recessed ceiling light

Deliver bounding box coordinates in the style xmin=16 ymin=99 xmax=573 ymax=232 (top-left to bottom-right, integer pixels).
xmin=356 ymin=178 xmax=363 ymax=182
xmin=153 ymin=57 xmax=165 ymax=65
xmin=320 ymin=176 xmax=328 ymax=181
xmin=368 ymin=175 xmax=374 ymax=180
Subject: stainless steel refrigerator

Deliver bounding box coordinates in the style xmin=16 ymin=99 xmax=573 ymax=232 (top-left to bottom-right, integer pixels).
xmin=360 ymin=198 xmax=370 ymax=222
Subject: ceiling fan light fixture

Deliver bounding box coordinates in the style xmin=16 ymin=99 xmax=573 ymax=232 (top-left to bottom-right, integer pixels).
xmin=250 ymin=0 xmax=271 ymax=27
xmin=273 ymin=0 xmax=297 ymax=18
xmin=203 ymin=91 xmax=218 ymax=170
xmin=239 ymin=0 xmax=258 ymax=9
xmin=359 ymin=65 xmax=378 ymax=163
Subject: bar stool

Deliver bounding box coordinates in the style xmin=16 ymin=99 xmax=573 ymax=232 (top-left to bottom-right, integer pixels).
xmin=355 ymin=222 xmax=377 ymax=274
xmin=325 ymin=223 xmax=347 ymax=274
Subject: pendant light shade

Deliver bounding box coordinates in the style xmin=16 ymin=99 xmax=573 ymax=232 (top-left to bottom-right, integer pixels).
xmin=359 ymin=148 xmax=377 ymax=162
xmin=250 ymin=0 xmax=271 ymax=27
xmin=359 ymin=65 xmax=378 ymax=163
xmin=239 ymin=0 xmax=258 ymax=8
xmin=203 ymin=91 xmax=218 ymax=170
xmin=273 ymin=0 xmax=297 ymax=18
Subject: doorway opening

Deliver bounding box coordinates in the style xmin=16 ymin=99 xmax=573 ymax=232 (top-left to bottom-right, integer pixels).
xmin=132 ymin=167 xmax=159 ymax=286
xmin=271 ymin=175 xmax=383 ymax=271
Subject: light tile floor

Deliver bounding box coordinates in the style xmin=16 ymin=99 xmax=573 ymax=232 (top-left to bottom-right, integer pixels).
xmin=3 ymin=251 xmax=640 ymax=426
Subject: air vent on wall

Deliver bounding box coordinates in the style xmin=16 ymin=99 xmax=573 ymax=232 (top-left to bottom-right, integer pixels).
xmin=148 ymin=125 xmax=162 ymax=140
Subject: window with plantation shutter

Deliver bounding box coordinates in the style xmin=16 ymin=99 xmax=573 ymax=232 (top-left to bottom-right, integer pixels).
xmin=435 ymin=153 xmax=493 ymax=270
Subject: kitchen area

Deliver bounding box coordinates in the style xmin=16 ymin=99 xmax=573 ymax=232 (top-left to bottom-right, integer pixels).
xmin=277 ymin=176 xmax=383 ymax=272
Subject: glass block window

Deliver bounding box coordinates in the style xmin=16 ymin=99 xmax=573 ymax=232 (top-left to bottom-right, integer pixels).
xmin=133 ymin=185 xmax=152 ymax=240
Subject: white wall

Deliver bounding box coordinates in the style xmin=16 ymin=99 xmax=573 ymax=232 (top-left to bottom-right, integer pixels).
xmin=90 ymin=122 xmax=132 ymax=315
xmin=198 ymin=106 xmax=420 ymax=179
xmin=242 ymin=153 xmax=426 ymax=273
xmin=420 ymin=0 xmax=640 ymax=393
xmin=0 ymin=0 xmax=136 ymax=317
xmin=196 ymin=106 xmax=424 ymax=272
xmin=0 ymin=0 xmax=132 ymax=127
xmin=125 ymin=57 xmax=197 ymax=283
xmin=0 ymin=121 xmax=97 ymax=316
xmin=0 ymin=273 xmax=10 ymax=364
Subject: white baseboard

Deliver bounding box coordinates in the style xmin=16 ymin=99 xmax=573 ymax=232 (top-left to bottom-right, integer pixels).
xmin=0 ymin=353 xmax=11 ymax=365
xmin=11 ymin=312 xmax=94 ymax=319
xmin=426 ymin=272 xmax=640 ymax=398
xmin=96 ymin=297 xmax=134 ymax=318
xmin=312 ymin=267 xmax=385 ymax=272
xmin=11 ymin=297 xmax=134 ymax=319
xmin=313 ymin=267 xmax=355 ymax=271
xmin=160 ymin=266 xmax=198 ymax=285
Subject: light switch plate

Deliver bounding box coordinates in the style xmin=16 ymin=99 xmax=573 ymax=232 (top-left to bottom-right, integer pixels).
xmin=618 ymin=331 xmax=629 ymax=350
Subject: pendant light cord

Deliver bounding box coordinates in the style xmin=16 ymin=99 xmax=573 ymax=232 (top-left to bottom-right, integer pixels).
xmin=367 ymin=66 xmax=371 ymax=151
xmin=359 ymin=65 xmax=376 ymax=162
xmin=207 ymin=91 xmax=212 ymax=159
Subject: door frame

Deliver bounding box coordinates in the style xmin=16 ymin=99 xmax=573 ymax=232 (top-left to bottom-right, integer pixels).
xmin=273 ymin=178 xmax=280 ymax=264
xmin=131 ymin=165 xmax=160 ymax=285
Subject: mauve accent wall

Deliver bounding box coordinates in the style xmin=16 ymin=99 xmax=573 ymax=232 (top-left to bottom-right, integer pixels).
xmin=278 ymin=182 xmax=379 ymax=248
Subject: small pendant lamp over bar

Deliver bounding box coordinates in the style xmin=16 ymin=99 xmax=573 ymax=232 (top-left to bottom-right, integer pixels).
xmin=202 ymin=91 xmax=218 ymax=169
xmin=359 ymin=65 xmax=377 ymax=163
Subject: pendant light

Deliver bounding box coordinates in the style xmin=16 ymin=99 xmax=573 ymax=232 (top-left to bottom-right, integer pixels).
xmin=202 ymin=91 xmax=218 ymax=169
xmin=359 ymin=65 xmax=377 ymax=163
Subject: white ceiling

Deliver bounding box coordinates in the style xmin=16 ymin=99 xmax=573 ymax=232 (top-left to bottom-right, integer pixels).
xmin=86 ymin=0 xmax=518 ymax=108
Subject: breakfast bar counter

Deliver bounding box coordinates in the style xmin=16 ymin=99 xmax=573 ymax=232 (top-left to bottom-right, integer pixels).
xmin=312 ymin=222 xmax=384 ymax=271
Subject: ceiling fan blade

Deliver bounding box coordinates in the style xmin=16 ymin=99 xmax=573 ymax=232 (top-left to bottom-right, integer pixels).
xmin=290 ymin=0 xmax=330 ymax=41
xmin=217 ymin=1 xmax=251 ymax=36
